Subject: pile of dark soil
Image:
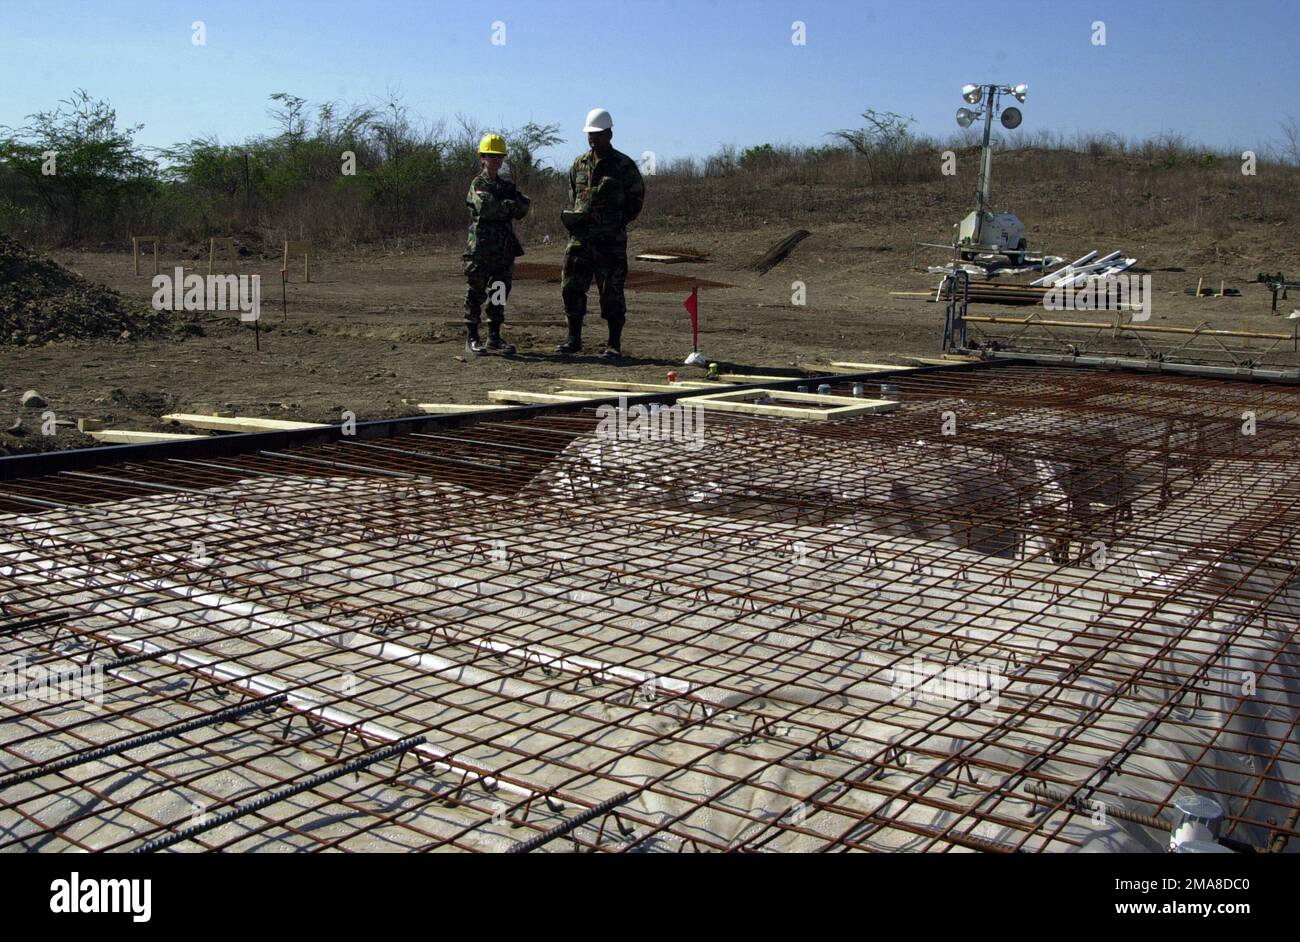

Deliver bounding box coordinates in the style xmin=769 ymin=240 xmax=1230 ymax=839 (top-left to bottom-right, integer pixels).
xmin=0 ymin=234 xmax=175 ymax=344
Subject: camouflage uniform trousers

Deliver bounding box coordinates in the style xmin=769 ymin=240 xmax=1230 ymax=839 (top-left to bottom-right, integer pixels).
xmin=463 ymin=258 xmax=513 ymax=329
xmin=560 ymin=237 xmax=627 ymax=327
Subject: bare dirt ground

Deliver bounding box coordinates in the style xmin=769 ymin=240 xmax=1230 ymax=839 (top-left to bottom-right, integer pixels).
xmin=2 ymin=219 xmax=1295 ymax=455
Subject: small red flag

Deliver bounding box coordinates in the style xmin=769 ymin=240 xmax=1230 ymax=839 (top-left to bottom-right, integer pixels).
xmin=683 ymin=286 xmax=699 ymax=351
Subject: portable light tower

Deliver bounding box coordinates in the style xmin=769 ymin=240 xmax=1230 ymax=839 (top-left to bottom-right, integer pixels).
xmin=954 ymin=82 xmax=1028 ymax=262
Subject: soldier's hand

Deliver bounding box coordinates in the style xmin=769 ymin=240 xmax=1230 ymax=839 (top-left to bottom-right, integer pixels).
xmin=501 ymin=199 xmax=518 ymax=216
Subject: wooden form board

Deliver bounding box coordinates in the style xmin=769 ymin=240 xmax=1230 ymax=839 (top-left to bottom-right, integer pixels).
xmin=284 ymin=240 xmax=312 ymax=282
xmin=962 ymin=315 xmax=1290 ymax=341
xmin=487 ymin=383 xmax=903 ymax=417
xmin=91 ymin=430 xmax=207 ymax=444
xmin=564 ymin=374 xmax=789 ymax=387
xmin=563 ymin=373 xmax=812 ymax=387
xmin=416 ymin=403 xmax=511 ymax=413
xmin=554 ymin=389 xmax=628 ymax=398
xmin=689 ymin=388 xmax=898 ymax=421
xmin=486 ymin=390 xmax=597 ymax=405
xmin=559 ymin=379 xmax=716 ymax=393
xmin=132 ymin=236 xmax=160 ymax=276
xmin=827 ymin=361 xmax=914 ymax=372
xmin=162 ymin=413 xmax=328 ymax=432
xmin=550 ymin=387 xmax=769 ymax=402
xmin=908 ymin=355 xmax=981 ymax=365
xmin=714 ymin=373 xmax=813 ymax=384
xmin=208 ymin=237 xmax=237 ymax=275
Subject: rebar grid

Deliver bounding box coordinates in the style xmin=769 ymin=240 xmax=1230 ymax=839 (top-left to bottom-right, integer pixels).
xmin=2 ymin=364 xmax=1298 ymax=853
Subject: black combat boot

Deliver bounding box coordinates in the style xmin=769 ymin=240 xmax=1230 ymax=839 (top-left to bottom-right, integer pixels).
xmin=485 ymin=323 xmax=516 ymax=355
xmin=554 ymin=314 xmax=583 ymax=354
xmin=601 ymin=321 xmax=623 ymax=359
xmin=466 ymin=325 xmax=486 ymax=356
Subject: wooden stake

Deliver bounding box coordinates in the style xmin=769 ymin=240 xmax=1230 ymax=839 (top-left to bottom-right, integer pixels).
xmin=132 ymin=235 xmax=159 ymax=276
xmin=208 ymin=236 xmax=237 ymax=275
xmin=284 ymin=240 xmax=312 ymax=282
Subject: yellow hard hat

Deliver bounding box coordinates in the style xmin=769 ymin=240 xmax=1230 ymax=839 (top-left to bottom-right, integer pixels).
xmin=479 ymin=133 xmax=507 ymax=156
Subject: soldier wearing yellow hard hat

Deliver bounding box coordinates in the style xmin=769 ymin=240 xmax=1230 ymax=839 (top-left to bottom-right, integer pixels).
xmin=461 ymin=132 xmax=530 ymax=355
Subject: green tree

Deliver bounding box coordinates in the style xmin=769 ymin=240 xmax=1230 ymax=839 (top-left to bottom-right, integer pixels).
xmin=0 ymin=89 xmax=156 ymax=244
xmin=505 ymin=121 xmax=563 ymax=188
xmin=740 ymin=143 xmax=779 ymax=171
xmin=829 ymin=109 xmax=931 ymax=184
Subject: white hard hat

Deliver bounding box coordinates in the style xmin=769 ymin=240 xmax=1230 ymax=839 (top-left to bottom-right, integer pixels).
xmin=583 ymin=108 xmax=613 ymax=132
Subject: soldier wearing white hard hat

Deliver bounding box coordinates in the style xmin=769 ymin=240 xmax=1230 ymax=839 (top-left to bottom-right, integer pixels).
xmin=555 ymin=108 xmax=646 ymax=358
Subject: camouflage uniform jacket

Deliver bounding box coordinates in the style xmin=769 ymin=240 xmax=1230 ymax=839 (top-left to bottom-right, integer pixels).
xmin=464 ymin=172 xmax=530 ymax=262
xmin=567 ymin=148 xmax=645 ymax=243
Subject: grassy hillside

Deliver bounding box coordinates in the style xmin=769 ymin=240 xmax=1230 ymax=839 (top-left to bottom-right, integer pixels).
xmin=2 ymin=91 xmax=1296 ymax=260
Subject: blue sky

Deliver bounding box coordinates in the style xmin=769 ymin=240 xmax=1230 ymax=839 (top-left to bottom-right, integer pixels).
xmin=2 ymin=0 xmax=1294 ymax=165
